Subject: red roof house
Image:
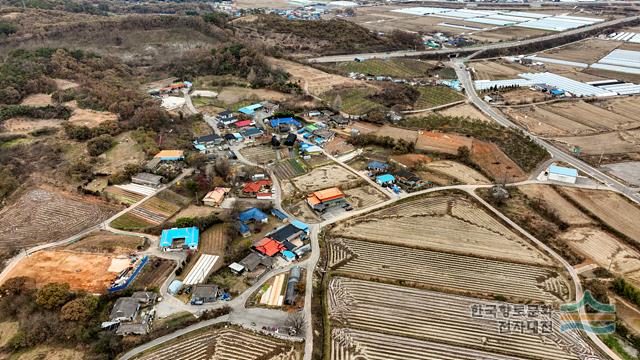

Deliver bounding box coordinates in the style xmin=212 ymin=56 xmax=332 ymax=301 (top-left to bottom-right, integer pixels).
xmin=243 ymin=179 xmax=272 ymax=194
xmin=232 ymin=120 xmax=253 ymax=128
xmin=254 ymin=238 xmax=285 ymax=257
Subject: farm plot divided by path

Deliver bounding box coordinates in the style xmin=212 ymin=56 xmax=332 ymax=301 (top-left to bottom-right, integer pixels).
xmin=518 ymin=185 xmax=592 ymax=226
xmin=328 ymin=277 xmax=601 ymax=360
xmin=111 ymin=191 xmax=184 ymax=231
xmin=0 ymin=188 xmax=119 ymax=250
xmin=331 ymin=195 xmax=552 ymax=265
xmin=329 ymin=238 xmax=570 ymax=302
xmin=136 ymin=327 xmax=299 ymax=360
xmin=271 ymin=159 xmax=306 ymax=180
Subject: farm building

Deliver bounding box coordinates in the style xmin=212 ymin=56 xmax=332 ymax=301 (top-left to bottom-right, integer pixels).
xmin=268 ymin=224 xmax=307 ymax=244
xmin=109 ymin=298 xmax=140 ymax=322
xmin=238 ymin=103 xmax=263 ymax=115
xmin=228 ymin=262 xmax=245 ymax=275
xmin=242 ymin=127 xmax=264 ymax=139
xmin=284 ymin=133 xmax=297 ymax=147
xmin=284 ymin=266 xmax=301 ymax=305
xmin=203 ymin=187 xmax=230 ymax=207
xmin=232 ymin=119 xmax=253 ymax=128
xmin=376 ymin=174 xmax=396 ymax=186
xmin=367 ymin=161 xmax=389 ymax=173
xmin=160 ymin=227 xmax=200 ymax=251
xmin=154 ymin=150 xmax=185 ymax=161
xmin=314 ymin=129 xmax=335 ymax=142
xmin=282 ymin=250 xmax=296 ymax=262
xmin=183 ymin=254 xmax=221 ymax=285
xmin=271 ymin=209 xmax=288 ymax=221
xmin=254 ymin=238 xmax=286 ymax=257
xmin=193 ymin=134 xmax=222 ymax=152
xmin=547 ymin=165 xmax=578 ymax=184
xmin=131 ymin=173 xmax=163 ymax=187
xmin=270 ymin=117 xmax=302 ymax=128
xmin=300 ymin=143 xmax=323 ymax=155
xmin=191 ymin=284 xmax=220 ymax=305
xmin=168 ymin=280 xmax=183 ymax=294
xmin=239 ymin=208 xmax=269 ymax=223
xmin=395 ymin=169 xmax=424 ymax=188
xmin=307 ymin=187 xmax=347 ymax=212
xmin=329 ymin=115 xmax=350 ymax=127
xmin=131 ymin=291 xmax=157 ymax=305
xmin=243 ymin=179 xmax=272 ymax=196
xmin=239 ymin=252 xmax=274 ymax=272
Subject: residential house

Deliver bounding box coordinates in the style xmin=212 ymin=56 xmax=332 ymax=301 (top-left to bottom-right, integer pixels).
xmin=239 ymin=252 xmax=274 ymax=272
xmin=131 ymin=173 xmax=163 ymax=187
xmin=203 ymin=187 xmax=230 ymax=207
xmin=242 ymin=179 xmax=272 ymax=196
xmin=367 ymin=161 xmax=389 ymax=174
xmin=109 ymin=298 xmax=140 ymax=322
xmin=131 ymin=292 xmax=158 ymax=305
xmin=284 ymin=133 xmax=297 ymax=147
xmin=193 ymin=133 xmax=223 ymax=152
xmin=253 ymin=237 xmax=286 ymax=257
xmin=307 ymin=187 xmax=347 ymax=212
xmin=191 ymin=284 xmax=220 ymax=305
xmin=217 ymin=110 xmax=236 ymax=126
xmin=239 ymin=208 xmax=269 ymax=224
xmin=395 ymin=169 xmax=424 ymax=188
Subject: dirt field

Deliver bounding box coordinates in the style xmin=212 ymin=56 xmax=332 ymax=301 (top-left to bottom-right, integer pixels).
xmin=2 ymin=117 xmax=63 ymax=133
xmin=518 ymin=185 xmax=592 ymax=225
xmin=331 ymin=194 xmax=552 ymax=265
xmin=540 ymin=39 xmax=622 ymax=64
xmin=560 ymin=228 xmax=640 ymax=275
xmin=64 ymin=231 xmax=145 ymax=254
xmin=169 ymin=205 xmax=218 ymax=222
xmin=10 ymin=346 xmax=84 ymax=360
xmin=272 ymin=158 xmax=307 ymax=180
xmin=373 ymin=124 xmax=418 ymax=142
xmin=436 ymin=102 xmax=490 ymax=122
xmin=603 ymin=161 xmax=640 ymax=187
xmin=240 ymin=145 xmax=278 ymax=165
xmin=95 ymin=131 xmax=146 ymax=174
xmin=470 ymin=27 xmax=551 ymax=43
xmin=54 ymin=78 xmax=79 ymax=90
xmin=343 ymin=185 xmax=387 ymax=209
xmin=20 ymin=93 xmax=52 ymax=106
xmin=471 ymin=141 xmax=526 ymax=182
xmin=111 ymin=192 xmax=184 ymax=230
xmin=200 ymin=223 xmax=227 ymax=255
xmin=268 ymin=57 xmax=366 ymax=96
xmin=64 ymin=100 xmax=117 ymax=128
xmin=2 ymin=250 xmax=124 ymax=293
xmin=104 ymin=186 xmax=145 ymax=204
xmin=415 ymin=130 xmax=473 ymax=154
xmin=290 ymin=164 xmax=360 ymax=192
xmin=323 ymin=137 xmax=356 ymax=156
xmin=560 ymin=187 xmax=640 ymax=245
xmin=470 ymin=60 xmax=530 ymax=80
xmin=424 ymin=160 xmax=490 ymax=185
xmin=390 ymin=153 xmax=432 ymax=168
xmin=613 ymin=296 xmax=640 ymax=335
xmin=0 ymin=321 xmax=18 ymax=348
xmin=553 ymin=130 xmax=640 ymax=155
xmin=500 ymin=88 xmax=551 ymax=104
xmin=216 ymin=86 xmax=292 ymax=105
xmin=0 ymin=187 xmax=119 ymax=251
xmin=133 ymin=257 xmax=174 ymax=289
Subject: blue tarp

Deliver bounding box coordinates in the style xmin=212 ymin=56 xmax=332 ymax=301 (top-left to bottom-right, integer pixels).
xmin=291 ymin=220 xmax=309 ymax=232
xmin=270 ymin=117 xmax=302 ymax=128
xmin=271 ymin=209 xmax=288 ymax=220
xmin=239 ymin=208 xmax=268 ymax=223
xmin=160 ymin=227 xmax=199 ymax=249
xmin=238 ymin=103 xmax=263 ymax=115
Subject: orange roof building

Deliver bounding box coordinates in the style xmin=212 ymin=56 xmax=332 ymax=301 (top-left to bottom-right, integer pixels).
xmin=202 ymin=187 xmax=230 ymax=207
xmin=243 ymin=179 xmax=272 ymax=194
xmin=253 ymin=238 xmax=286 ymax=257
xmin=154 ymin=150 xmax=185 ymax=161
xmin=306 ymin=187 xmax=346 ymax=212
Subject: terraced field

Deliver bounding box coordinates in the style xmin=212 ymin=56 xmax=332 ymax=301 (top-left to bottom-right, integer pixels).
xmin=329 ymin=238 xmax=570 ymax=302
xmin=322 ymin=87 xmax=382 ymax=116
xmin=272 ymin=159 xmax=306 ymax=180
xmin=342 ymin=186 xmax=387 ymax=209
xmin=111 ymin=194 xmax=182 ymax=230
xmin=331 ymin=195 xmax=551 ymax=265
xmin=328 ymin=277 xmax=601 ymax=360
xmin=136 ymin=327 xmax=300 ymax=360
xmin=0 ymin=188 xmax=119 ymax=250
xmin=414 ymin=86 xmax=464 ymax=109
xmin=519 ymin=185 xmax=592 ymax=226
xmin=104 ymin=186 xmax=145 ymax=205
xmin=560 ymin=228 xmax=640 ymax=275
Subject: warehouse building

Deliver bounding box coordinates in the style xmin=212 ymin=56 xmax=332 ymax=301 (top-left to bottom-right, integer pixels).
xmin=307 ymin=187 xmax=347 ymax=212
xmin=547 ymin=164 xmax=578 ymax=184
xmin=159 ymin=227 xmax=199 ymax=251
xmin=131 ymin=173 xmax=163 ymax=187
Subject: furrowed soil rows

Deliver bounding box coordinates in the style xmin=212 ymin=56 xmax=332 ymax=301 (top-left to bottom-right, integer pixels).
xmin=342 ymin=186 xmax=387 ymax=209
xmin=104 ymin=186 xmax=145 ymax=205
xmin=200 ymin=223 xmax=227 ymax=256
xmin=424 ymin=160 xmax=490 ymax=185
xmin=0 ymin=188 xmax=119 ymax=250
xmin=329 ymin=238 xmax=570 ymax=302
xmin=240 ymin=146 xmax=278 ymax=165
xmin=518 ymin=185 xmax=592 ymax=226
xmin=272 ymin=159 xmax=306 ymax=180
xmin=560 ymin=187 xmax=640 ymax=245
xmin=136 ymin=327 xmax=299 ymax=360
xmin=290 ymin=164 xmax=359 ymax=192
xmin=559 ymin=228 xmax=640 ymax=275
xmin=328 ymin=277 xmax=602 ymax=360
xmin=111 ymin=192 xmax=183 ymax=230
xmin=331 ymin=195 xmax=552 ymax=265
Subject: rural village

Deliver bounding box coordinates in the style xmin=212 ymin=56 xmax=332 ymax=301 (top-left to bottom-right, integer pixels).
xmin=2 ymin=0 xmax=640 ymax=359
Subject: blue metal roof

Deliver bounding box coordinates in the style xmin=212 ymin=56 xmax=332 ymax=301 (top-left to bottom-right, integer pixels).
xmin=368 ymin=161 xmax=389 ymax=170
xmin=168 ymin=280 xmax=183 ymax=294
xmin=549 ymin=165 xmax=578 ymax=177
xmin=271 ymin=209 xmax=288 ymax=220
xmin=239 ymin=208 xmax=268 ymax=223
xmin=238 ymin=103 xmax=263 ymax=115
xmin=282 ymin=250 xmax=296 ymax=261
xmin=270 ymin=117 xmax=302 ymax=128
xmin=291 ymin=220 xmax=309 ymax=232
xmin=160 ymin=227 xmax=199 ymax=248
xmin=376 ymin=174 xmax=396 ymax=183
xmin=239 ymin=222 xmax=250 ymax=234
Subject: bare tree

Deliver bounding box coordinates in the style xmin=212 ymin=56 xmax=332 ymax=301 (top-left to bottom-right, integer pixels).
xmin=285 ymin=312 xmax=306 ymax=336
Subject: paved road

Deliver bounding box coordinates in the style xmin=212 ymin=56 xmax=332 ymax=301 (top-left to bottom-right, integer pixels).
xmin=307 ymin=16 xmax=640 ymax=63
xmin=452 ymin=58 xmax=640 ymax=205
xmin=453 ymin=59 xmax=625 ymax=359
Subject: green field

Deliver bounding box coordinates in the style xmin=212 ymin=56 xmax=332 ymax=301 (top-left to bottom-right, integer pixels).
xmin=333 ymin=59 xmax=434 ymax=78
xmin=323 ymin=87 xmax=383 ymax=115
xmin=110 ymin=213 xmax=152 ymax=231
xmin=413 ymin=86 xmax=464 ymax=109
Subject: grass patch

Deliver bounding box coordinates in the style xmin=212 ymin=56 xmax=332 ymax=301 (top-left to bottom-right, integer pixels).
xmin=413 ymin=86 xmax=464 ymax=109
xmin=0 ymin=137 xmax=32 ymax=148
xmin=110 ymin=213 xmax=152 ymax=231
xmin=323 ymin=87 xmax=383 ymax=115
xmin=601 ymin=335 xmax=636 ymax=360
xmin=333 ymin=59 xmax=433 ymax=78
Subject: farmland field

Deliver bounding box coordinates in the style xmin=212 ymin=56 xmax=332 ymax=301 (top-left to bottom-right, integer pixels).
xmin=372 ymin=124 xmax=418 ymax=142
xmin=240 ymin=145 xmax=278 ymax=165
xmin=290 ymin=164 xmax=359 ymax=192
xmin=425 ymin=160 xmax=490 ymax=185
xmin=559 ymin=228 xmax=640 ymax=275
xmin=518 ymin=185 xmax=592 ymax=225
xmin=470 ymin=141 xmax=526 ymax=182
xmin=111 ymin=192 xmax=183 ymax=231
xmin=329 ymin=238 xmax=570 ymax=302
xmin=470 ymin=60 xmax=530 ymax=80
xmin=413 ymin=86 xmax=464 ymax=110
xmin=332 ymin=59 xmax=435 ymax=78
xmin=0 ymin=188 xmax=119 ymax=250
xmin=2 ymin=250 xmax=124 ymax=293
xmin=552 ymin=130 xmax=640 ymax=156
xmin=104 ymin=186 xmax=145 ymax=205
xmin=200 ymin=223 xmax=227 ymax=255
xmin=64 ymin=231 xmax=145 ymax=253
xmin=436 ymin=102 xmax=490 ymax=122
xmin=415 ymin=130 xmax=472 ymax=154
xmin=328 ymin=277 xmax=599 ymax=360
xmin=272 ymin=159 xmax=306 ymax=180
xmin=267 ymin=57 xmax=363 ymax=96
xmin=322 ymin=87 xmax=383 ymax=116
xmin=343 ymin=185 xmax=387 ymax=209
xmin=132 ymin=257 xmax=174 ymax=289
xmin=136 ymin=326 xmax=300 ymax=360
xmin=539 ymin=38 xmax=625 ymax=64
xmin=560 ymin=187 xmax=640 ymax=245
xmin=331 ymin=195 xmax=552 ymax=265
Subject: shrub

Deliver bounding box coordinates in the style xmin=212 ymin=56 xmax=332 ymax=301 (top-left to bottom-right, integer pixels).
xmin=87 ymin=134 xmax=116 ymax=156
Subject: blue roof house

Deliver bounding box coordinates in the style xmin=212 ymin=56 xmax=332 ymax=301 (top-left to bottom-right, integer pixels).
xmin=376 ymin=174 xmax=396 ymax=185
xmin=270 ymin=117 xmax=302 ymax=128
xmin=367 ymin=161 xmax=389 ymax=173
xmin=160 ymin=227 xmax=199 ymax=251
xmin=238 ymin=103 xmax=263 ymax=115
xmin=291 ymin=220 xmax=309 ymax=233
xmin=239 ymin=208 xmax=268 ymax=224
xmin=271 ymin=209 xmax=289 ymax=221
